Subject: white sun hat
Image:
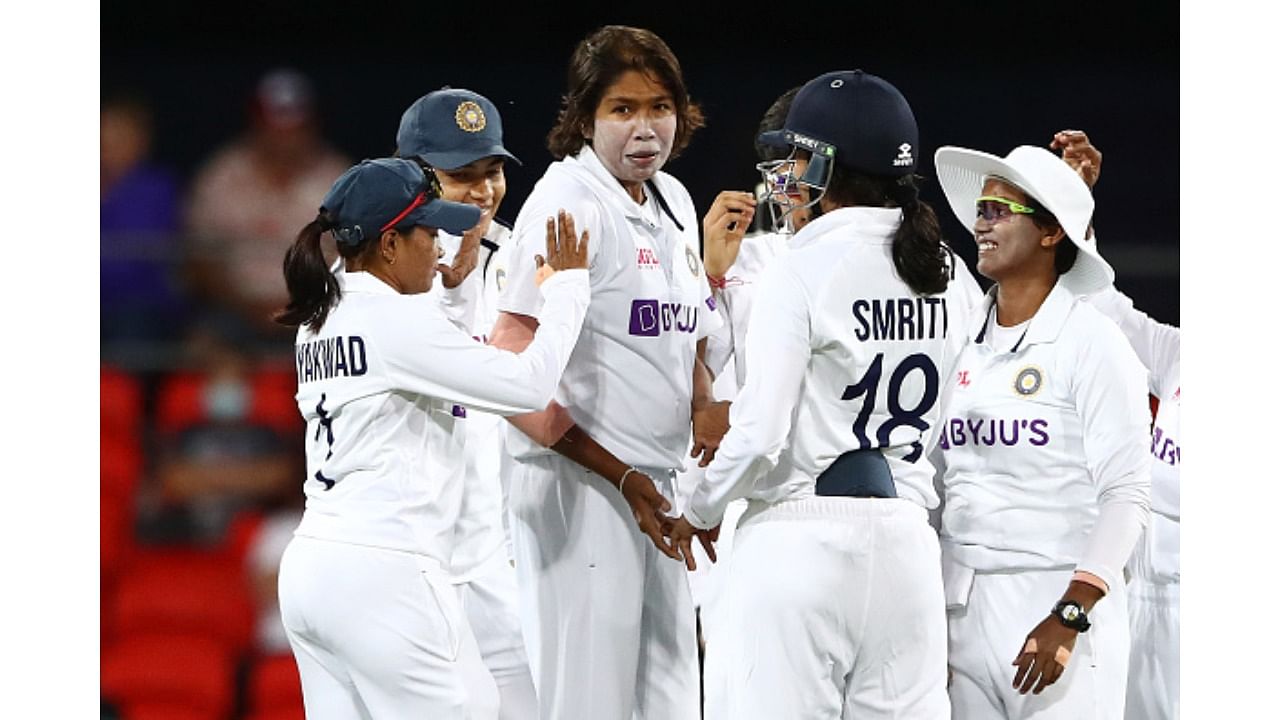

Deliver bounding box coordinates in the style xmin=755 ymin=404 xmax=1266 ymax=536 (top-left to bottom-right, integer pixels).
xmin=934 ymin=144 xmax=1114 ymax=295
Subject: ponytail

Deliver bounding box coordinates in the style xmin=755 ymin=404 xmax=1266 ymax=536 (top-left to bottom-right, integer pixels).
xmin=824 ymin=167 xmax=950 ymax=296
xmin=275 ymin=214 xmax=341 ymax=332
xmin=887 ymin=176 xmax=948 ymax=296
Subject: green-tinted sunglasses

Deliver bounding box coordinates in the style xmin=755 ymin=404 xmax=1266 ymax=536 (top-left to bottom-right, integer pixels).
xmin=976 ymin=195 xmax=1036 ymax=222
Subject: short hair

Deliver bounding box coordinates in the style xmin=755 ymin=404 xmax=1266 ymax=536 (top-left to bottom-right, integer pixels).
xmin=1022 ymin=194 xmax=1078 ymax=275
xmin=755 ymin=86 xmax=802 ymax=162
xmin=546 ymin=26 xmax=704 ymax=160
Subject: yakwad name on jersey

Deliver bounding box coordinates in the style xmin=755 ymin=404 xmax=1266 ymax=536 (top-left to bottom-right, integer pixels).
xmin=629 ymin=299 xmax=697 ymax=337
xmin=852 ymin=297 xmax=948 ymax=341
xmin=1151 ymin=425 xmax=1179 ymax=466
xmin=938 ymin=417 xmax=1049 ymax=449
xmin=297 ymin=336 xmax=368 ymax=383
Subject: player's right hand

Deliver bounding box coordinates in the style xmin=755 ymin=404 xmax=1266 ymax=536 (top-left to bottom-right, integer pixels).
xmin=701 ymin=191 xmax=756 ymax=279
xmin=537 ymin=209 xmax=590 ymax=275
xmin=620 ymin=471 xmax=682 ymax=561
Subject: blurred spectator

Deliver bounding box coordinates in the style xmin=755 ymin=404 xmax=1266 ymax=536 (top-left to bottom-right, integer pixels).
xmin=185 ymin=68 xmax=349 ymax=354
xmin=245 ymin=507 xmax=302 ymax=655
xmin=140 ymin=320 xmax=298 ymax=545
xmin=101 ymin=92 xmax=186 ymax=351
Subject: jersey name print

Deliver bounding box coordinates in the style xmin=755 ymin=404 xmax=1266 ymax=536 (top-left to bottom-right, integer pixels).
xmin=296 ymin=335 xmax=368 ymax=383
xmin=852 ymin=296 xmax=949 ymax=341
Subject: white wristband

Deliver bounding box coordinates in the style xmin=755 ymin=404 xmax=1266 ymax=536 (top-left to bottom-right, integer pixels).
xmin=618 ymin=466 xmax=640 ymax=492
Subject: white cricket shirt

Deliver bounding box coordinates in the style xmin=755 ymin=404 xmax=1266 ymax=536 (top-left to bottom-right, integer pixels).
xmin=1087 ymin=284 xmax=1180 ymax=584
xmin=497 ymin=145 xmax=721 ymax=469
xmin=427 ymin=223 xmax=517 ymax=580
xmin=938 ymin=282 xmax=1152 ymax=594
xmin=705 ymin=230 xmax=790 ymax=387
xmin=291 ymin=268 xmax=589 ymax=569
xmin=687 ymin=207 xmax=976 ymax=529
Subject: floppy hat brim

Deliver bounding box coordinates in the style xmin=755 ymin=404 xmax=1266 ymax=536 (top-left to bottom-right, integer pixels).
xmin=934 ymin=145 xmax=1114 ymax=295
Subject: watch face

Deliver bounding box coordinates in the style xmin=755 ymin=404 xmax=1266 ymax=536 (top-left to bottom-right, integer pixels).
xmin=1062 ymin=605 xmax=1080 ymax=622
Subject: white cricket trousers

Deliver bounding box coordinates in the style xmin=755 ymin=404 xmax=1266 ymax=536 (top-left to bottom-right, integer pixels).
xmin=703 ymin=497 xmax=950 ymax=720
xmin=459 ymin=556 xmax=539 ymax=720
xmin=278 ymin=535 xmax=499 ymax=719
xmin=1124 ymin=579 xmax=1178 ymax=719
xmin=948 ymin=568 xmax=1130 ymax=720
xmin=508 ymin=454 xmax=700 ymax=720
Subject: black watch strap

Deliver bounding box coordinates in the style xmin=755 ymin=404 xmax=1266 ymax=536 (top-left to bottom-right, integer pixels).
xmin=1052 ymin=600 xmax=1091 ymax=632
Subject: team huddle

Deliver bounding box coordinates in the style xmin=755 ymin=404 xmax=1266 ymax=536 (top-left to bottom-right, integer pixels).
xmin=271 ymin=25 xmax=1180 ymax=720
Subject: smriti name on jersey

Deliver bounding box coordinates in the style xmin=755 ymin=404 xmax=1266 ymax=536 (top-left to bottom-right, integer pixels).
xmin=297 ymin=335 xmax=368 ymax=383
xmin=852 ymin=297 xmax=948 ymax=341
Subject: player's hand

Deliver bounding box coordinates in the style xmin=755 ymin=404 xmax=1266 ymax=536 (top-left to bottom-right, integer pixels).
xmin=437 ymin=224 xmax=483 ymax=289
xmin=1049 ymin=130 xmax=1102 ymax=190
xmin=620 ymin=471 xmax=681 ymax=561
xmin=691 ymin=400 xmax=731 ymax=467
xmin=1011 ymin=615 xmax=1078 ymax=695
xmin=665 ymin=515 xmax=720 ymax=571
xmin=701 ymin=191 xmax=756 ymax=279
xmin=536 ymin=210 xmax=590 ymax=281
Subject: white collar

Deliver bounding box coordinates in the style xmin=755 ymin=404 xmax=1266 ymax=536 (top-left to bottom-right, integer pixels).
xmin=789 ymin=206 xmax=903 ymax=249
xmin=339 ymin=270 xmax=400 ymax=296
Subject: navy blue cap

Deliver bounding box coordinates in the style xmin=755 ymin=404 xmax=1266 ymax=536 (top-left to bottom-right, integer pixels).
xmin=759 ymin=70 xmax=918 ymax=177
xmin=396 ymin=88 xmax=521 ymax=170
xmin=321 ymin=158 xmax=481 ymax=247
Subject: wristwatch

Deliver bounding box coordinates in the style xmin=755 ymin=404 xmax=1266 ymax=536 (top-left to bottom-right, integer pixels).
xmin=1051 ymin=600 xmax=1091 ymax=632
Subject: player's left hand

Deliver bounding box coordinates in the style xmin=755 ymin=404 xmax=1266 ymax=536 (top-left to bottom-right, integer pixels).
xmin=1011 ymin=615 xmax=1078 ymax=695
xmin=437 ymin=224 xmax=484 ymax=288
xmin=1049 ymin=130 xmax=1102 ymax=190
xmin=691 ymin=400 xmax=731 ymax=467
xmin=665 ymin=515 xmax=719 ymax=571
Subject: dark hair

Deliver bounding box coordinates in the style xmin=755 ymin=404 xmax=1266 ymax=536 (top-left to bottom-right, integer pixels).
xmin=754 ymin=86 xmax=802 ymax=162
xmin=1021 ymin=195 xmax=1078 ymax=275
xmin=822 ymin=164 xmax=949 ymax=295
xmin=547 ymin=26 xmax=704 ymax=160
xmin=275 ymin=212 xmax=378 ymax=332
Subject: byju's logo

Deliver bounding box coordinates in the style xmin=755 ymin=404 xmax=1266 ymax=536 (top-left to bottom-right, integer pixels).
xmin=894 ymin=143 xmax=914 ymax=167
xmin=628 ymin=299 xmax=698 ymax=337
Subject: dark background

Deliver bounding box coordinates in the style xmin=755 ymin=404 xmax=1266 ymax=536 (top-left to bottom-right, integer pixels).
xmin=103 ymin=0 xmax=1179 ymax=323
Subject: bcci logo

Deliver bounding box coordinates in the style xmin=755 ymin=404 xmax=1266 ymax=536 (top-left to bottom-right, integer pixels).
xmin=685 ymin=246 xmax=700 ymax=277
xmin=1013 ymin=366 xmax=1044 ymax=397
xmin=455 ymin=101 xmax=487 ymax=133
xmin=893 ymin=143 xmax=914 ymax=167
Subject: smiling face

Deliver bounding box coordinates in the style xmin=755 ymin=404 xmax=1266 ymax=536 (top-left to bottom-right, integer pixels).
xmin=589 ymin=69 xmax=677 ymax=200
xmin=435 ymin=156 xmax=507 ymax=239
xmin=973 ymin=178 xmax=1059 ymax=284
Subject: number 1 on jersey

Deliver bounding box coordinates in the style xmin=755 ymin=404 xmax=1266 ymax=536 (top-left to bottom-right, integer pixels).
xmin=841 ymin=352 xmax=939 ymax=462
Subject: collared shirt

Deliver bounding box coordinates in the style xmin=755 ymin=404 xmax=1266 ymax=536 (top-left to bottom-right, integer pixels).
xmin=1087 ymin=284 xmax=1180 ymax=584
xmin=292 ymin=268 xmax=589 ymax=567
xmin=686 ymin=207 xmax=977 ymax=528
xmin=938 ymin=282 xmax=1151 ymax=593
xmin=705 ymin=230 xmax=790 ymax=389
xmin=426 ymin=223 xmax=517 ymax=580
xmin=497 ymin=145 xmax=722 ymax=469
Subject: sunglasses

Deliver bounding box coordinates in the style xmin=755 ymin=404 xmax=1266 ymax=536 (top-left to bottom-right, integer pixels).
xmin=975 ymin=195 xmax=1037 ymax=223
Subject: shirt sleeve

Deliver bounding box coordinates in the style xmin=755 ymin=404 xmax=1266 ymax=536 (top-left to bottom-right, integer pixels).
xmin=382 ymin=269 xmax=591 ymax=416
xmin=427 ymin=231 xmax=479 ymax=334
xmin=1071 ymin=310 xmax=1153 ymax=593
xmin=704 ymin=291 xmax=735 ymax=380
xmin=686 ymin=261 xmax=810 ymax=529
xmin=498 ymin=184 xmax=602 ymax=321
xmin=1084 ymin=279 xmax=1181 ymax=399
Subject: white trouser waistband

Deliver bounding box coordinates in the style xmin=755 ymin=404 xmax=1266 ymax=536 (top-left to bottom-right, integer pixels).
xmin=740 ymin=495 xmax=927 ymax=528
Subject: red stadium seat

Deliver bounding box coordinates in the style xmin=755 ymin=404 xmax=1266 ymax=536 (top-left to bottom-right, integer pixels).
xmin=106 ymin=547 xmax=256 ymax=655
xmin=101 ymin=367 xmax=144 ymax=441
xmin=154 ymin=368 xmax=301 ymax=438
xmin=247 ymin=653 xmax=305 ymax=718
xmin=101 ymin=633 xmax=235 ymax=720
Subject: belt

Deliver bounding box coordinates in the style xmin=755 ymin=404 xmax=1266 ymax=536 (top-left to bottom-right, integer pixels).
xmin=814 ymin=449 xmax=897 ymax=499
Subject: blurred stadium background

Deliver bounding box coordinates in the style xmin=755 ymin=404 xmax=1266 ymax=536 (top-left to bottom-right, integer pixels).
xmin=100 ymin=2 xmax=1177 ymax=717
